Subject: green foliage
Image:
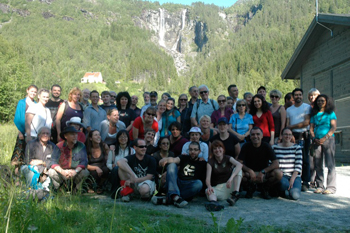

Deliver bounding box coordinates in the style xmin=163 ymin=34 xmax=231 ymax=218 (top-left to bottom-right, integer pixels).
xmin=226 ymin=217 xmax=244 ymax=233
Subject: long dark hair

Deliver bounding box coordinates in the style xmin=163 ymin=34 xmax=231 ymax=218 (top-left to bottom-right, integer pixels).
xmin=311 ymin=94 xmax=335 ymax=116
xmin=85 ymin=130 xmax=106 ymax=160
xmin=114 ymin=130 xmax=131 ymax=155
xmin=157 ymin=137 xmax=170 ymax=151
xmin=116 ymin=91 xmax=131 ymax=110
xmin=250 ymin=94 xmax=269 ymax=115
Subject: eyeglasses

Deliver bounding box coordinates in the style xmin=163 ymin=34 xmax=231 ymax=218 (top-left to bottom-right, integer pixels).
xmin=136 ymin=145 xmax=147 ymax=148
xmin=180 ymin=99 xmax=188 ymax=101
xmin=161 ymin=142 xmax=169 ymax=145
xmin=189 ymin=148 xmax=199 ymax=152
xmin=110 ymin=96 xmax=116 ymax=98
xmin=199 ymin=91 xmax=208 ymax=95
xmin=218 ymin=100 xmax=226 ymax=103
xmin=237 ymin=104 xmax=246 ymax=107
xmin=270 ymin=95 xmax=280 ymax=99
xmin=146 ymin=112 xmax=156 ymax=117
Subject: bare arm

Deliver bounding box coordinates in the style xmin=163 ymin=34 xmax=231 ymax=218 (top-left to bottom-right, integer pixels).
xmin=159 ymin=157 xmax=180 ymax=167
xmin=279 ymin=106 xmax=286 ymax=138
xmin=227 ymin=157 xmax=243 ymax=182
xmin=55 ymin=102 xmax=65 ymax=141
xmin=132 ymin=126 xmax=139 ymax=140
xmin=25 ymin=113 xmax=34 ymax=142
xmin=234 ymin=143 xmax=241 ymax=160
xmin=288 ymin=114 xmax=310 ymax=130
xmin=126 ymin=121 xmax=134 ymax=131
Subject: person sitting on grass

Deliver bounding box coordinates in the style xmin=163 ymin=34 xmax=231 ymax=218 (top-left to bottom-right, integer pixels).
xmin=238 ymin=127 xmax=282 ymax=199
xmin=49 ymin=126 xmax=89 ymax=193
xmin=114 ymin=139 xmax=157 ymax=202
xmin=205 ymin=140 xmax=243 ymax=211
xmin=151 ymin=141 xmax=206 ymax=208
xmin=64 ymin=117 xmax=86 ymax=143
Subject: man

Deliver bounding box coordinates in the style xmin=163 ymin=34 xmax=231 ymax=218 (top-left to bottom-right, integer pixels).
xmin=257 ymin=86 xmax=271 ymax=106
xmin=81 ymin=88 xmax=91 ymax=110
xmin=143 ymin=91 xmax=150 ymax=105
xmin=190 ymin=85 xmax=219 ymax=127
xmin=130 ymin=95 xmax=141 ymax=117
xmin=188 ymin=86 xmax=199 ymax=112
xmin=46 ymin=84 xmax=64 ymax=143
xmin=100 ymin=91 xmax=117 ymax=112
xmin=116 ymin=139 xmax=157 ymax=202
xmin=227 ymin=84 xmax=240 ymax=112
xmin=286 ymin=88 xmax=312 ymax=191
xmin=21 ymin=126 xmax=56 ymax=192
xmin=152 ymin=141 xmax=206 ymax=207
xmin=49 ymin=126 xmax=89 ymax=192
xmin=238 ymin=127 xmax=282 ymax=199
xmin=83 ymin=90 xmax=107 ymax=132
xmin=110 ymin=91 xmax=117 ymax=105
xmin=168 ymin=122 xmax=188 ymax=157
xmin=140 ymin=91 xmax=158 ymax=117
xmin=144 ymin=129 xmax=158 ymax=155
xmin=284 ymin=92 xmax=294 ymax=110
xmin=210 ymin=118 xmax=240 ymax=159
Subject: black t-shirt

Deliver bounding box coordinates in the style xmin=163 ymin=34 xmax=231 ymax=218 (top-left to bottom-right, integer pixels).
xmin=210 ymin=133 xmax=240 ymax=158
xmin=125 ymin=154 xmax=156 ymax=179
xmin=152 ymin=151 xmax=175 ymax=175
xmin=208 ymin=155 xmax=233 ymax=186
xmin=100 ymin=104 xmax=117 ymax=113
xmin=146 ymin=145 xmax=158 ymax=156
xmin=46 ymin=99 xmax=64 ymax=122
xmin=119 ymin=108 xmax=136 ymax=127
xmin=133 ymin=107 xmax=141 ymax=118
xmin=178 ymin=155 xmax=206 ymax=181
xmin=238 ymin=142 xmax=276 ymax=172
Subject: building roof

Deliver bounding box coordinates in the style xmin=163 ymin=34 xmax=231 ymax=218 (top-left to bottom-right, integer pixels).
xmin=83 ymin=72 xmax=102 ymax=78
xmin=281 ymin=13 xmax=350 ymax=80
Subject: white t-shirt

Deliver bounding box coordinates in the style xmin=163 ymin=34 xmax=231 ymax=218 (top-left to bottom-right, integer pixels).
xmin=286 ymin=103 xmax=311 ymax=133
xmin=26 ymin=103 xmax=52 ymax=137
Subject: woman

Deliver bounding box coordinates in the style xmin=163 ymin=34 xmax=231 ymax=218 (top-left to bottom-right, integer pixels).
xmin=308 ymin=88 xmax=320 ymax=108
xmin=205 ymin=140 xmax=243 ymax=210
xmin=269 ymin=89 xmax=286 ymax=143
xmin=199 ymin=115 xmax=217 ymax=146
xmin=181 ymin=127 xmax=208 ymax=161
xmin=100 ymin=109 xmax=126 ymax=147
xmin=310 ymin=94 xmax=337 ymax=194
xmin=85 ymin=130 xmax=110 ymax=194
xmin=116 ymin=91 xmax=136 ymax=131
xmin=155 ymin=100 xmax=166 ymax=145
xmin=229 ymin=99 xmax=254 ymax=146
xmin=25 ymin=88 xmax=52 ymax=142
xmin=272 ymin=128 xmax=302 ymax=200
xmin=168 ymin=122 xmax=189 ymax=157
xmin=250 ymin=94 xmax=275 ymax=145
xmin=161 ymin=92 xmax=171 ymax=101
xmin=160 ymin=98 xmax=180 ymax=137
xmin=56 ymin=87 xmax=83 ymax=141
xmin=243 ymin=92 xmax=253 ymax=111
xmin=12 ymin=85 xmax=38 ymax=175
xmin=211 ymin=95 xmax=233 ymax=128
xmin=129 ymin=106 xmax=158 ymax=141
xmin=226 ymin=97 xmax=234 ymax=110
xmin=178 ymin=94 xmax=191 ymax=137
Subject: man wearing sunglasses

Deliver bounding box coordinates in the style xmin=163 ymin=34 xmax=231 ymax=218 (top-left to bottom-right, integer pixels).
xmin=190 ymin=85 xmax=219 ymax=127
xmin=116 ymin=138 xmax=157 ymax=202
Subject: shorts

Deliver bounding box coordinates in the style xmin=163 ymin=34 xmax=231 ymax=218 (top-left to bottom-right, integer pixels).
xmin=132 ymin=180 xmax=156 ymax=196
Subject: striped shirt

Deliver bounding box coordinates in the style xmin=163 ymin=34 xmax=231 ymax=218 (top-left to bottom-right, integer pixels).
xmin=272 ymin=144 xmax=302 ymax=177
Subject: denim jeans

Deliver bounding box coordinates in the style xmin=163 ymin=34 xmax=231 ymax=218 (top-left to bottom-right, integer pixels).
xmin=166 ymin=163 xmax=202 ymax=201
xmin=280 ymin=175 xmax=301 ymax=200
xmin=109 ymin=166 xmax=120 ymax=192
xmin=293 ymin=132 xmax=310 ymax=185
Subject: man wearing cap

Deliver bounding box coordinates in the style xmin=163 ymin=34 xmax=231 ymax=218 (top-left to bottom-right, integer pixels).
xmin=191 ymin=85 xmax=219 ymax=127
xmin=83 ymin=90 xmax=107 ymax=132
xmin=140 ymin=91 xmax=158 ymax=117
xmin=210 ymin=117 xmax=241 ymax=159
xmin=65 ymin=117 xmax=86 ymax=143
xmin=181 ymin=127 xmax=209 ymax=161
xmin=21 ymin=126 xmax=56 ymax=191
xmin=49 ymin=126 xmax=89 ymax=192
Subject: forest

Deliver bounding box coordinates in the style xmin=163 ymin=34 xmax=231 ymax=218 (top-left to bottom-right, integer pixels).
xmin=0 ymin=0 xmax=349 ymax=121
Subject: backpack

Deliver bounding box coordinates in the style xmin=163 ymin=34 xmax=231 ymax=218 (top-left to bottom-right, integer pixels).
xmin=195 ymin=99 xmax=218 ymax=120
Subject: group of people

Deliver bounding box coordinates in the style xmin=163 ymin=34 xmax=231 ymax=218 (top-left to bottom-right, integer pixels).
xmin=11 ymin=83 xmax=337 ymax=210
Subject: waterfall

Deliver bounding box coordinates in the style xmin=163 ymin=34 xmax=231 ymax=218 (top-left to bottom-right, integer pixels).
xmin=172 ymin=9 xmax=187 ymax=52
xmin=158 ymin=8 xmax=166 ymax=47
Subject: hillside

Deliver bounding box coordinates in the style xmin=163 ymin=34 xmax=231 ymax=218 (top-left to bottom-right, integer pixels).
xmin=0 ymin=0 xmax=349 ymax=121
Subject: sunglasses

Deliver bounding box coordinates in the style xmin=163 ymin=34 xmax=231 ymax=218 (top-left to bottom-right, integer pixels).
xmin=270 ymin=95 xmax=279 ymax=99
xmin=237 ymin=104 xmax=246 ymax=107
xmin=200 ymin=91 xmax=208 ymax=95
xmin=161 ymin=142 xmax=170 ymax=145
xmin=110 ymin=96 xmax=116 ymax=98
xmin=136 ymin=145 xmax=147 ymax=148
xmin=180 ymin=99 xmax=188 ymax=101
xmin=146 ymin=112 xmax=156 ymax=117
xmin=218 ymin=100 xmax=226 ymax=103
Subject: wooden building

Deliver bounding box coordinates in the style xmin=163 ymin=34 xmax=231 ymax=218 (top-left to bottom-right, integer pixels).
xmin=281 ymin=13 xmax=350 ymax=162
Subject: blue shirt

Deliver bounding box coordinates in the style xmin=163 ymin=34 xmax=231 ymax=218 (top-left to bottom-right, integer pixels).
xmin=160 ymin=109 xmax=180 ymax=136
xmin=83 ymin=105 xmax=107 ymax=131
xmin=310 ymin=111 xmax=337 ymax=139
xmin=229 ymin=113 xmax=254 ymax=135
xmin=191 ymin=99 xmax=219 ymax=122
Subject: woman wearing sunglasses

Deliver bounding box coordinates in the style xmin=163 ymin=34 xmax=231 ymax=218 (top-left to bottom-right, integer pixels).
xmin=269 ymin=90 xmax=286 ymax=143
xmin=129 ymin=106 xmax=158 ymax=141
xmin=211 ymin=95 xmax=233 ymax=128
xmin=229 ymin=99 xmax=253 ymax=146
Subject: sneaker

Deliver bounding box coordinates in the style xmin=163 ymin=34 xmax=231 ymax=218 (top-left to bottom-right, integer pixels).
xmin=151 ymin=196 xmax=166 ymax=205
xmin=245 ymin=184 xmax=256 ymax=198
xmin=227 ymin=191 xmax=240 ymax=206
xmin=261 ymin=186 xmax=272 ymax=200
xmin=205 ymin=202 xmax=224 ymax=211
xmin=121 ymin=195 xmax=130 ymax=202
xmin=284 ymin=190 xmax=290 ymax=199
xmin=301 ymin=184 xmax=309 ymax=192
xmin=173 ymin=197 xmax=188 ymax=208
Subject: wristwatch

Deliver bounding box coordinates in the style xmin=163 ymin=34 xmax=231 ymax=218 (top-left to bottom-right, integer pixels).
xmin=261 ymin=169 xmax=266 ymax=174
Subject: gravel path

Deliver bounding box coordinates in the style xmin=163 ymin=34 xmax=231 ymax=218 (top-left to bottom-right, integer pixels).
xmin=95 ymin=166 xmax=350 ymax=232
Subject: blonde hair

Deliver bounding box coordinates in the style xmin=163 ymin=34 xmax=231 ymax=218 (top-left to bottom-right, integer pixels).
xmin=68 ymin=87 xmax=82 ymax=102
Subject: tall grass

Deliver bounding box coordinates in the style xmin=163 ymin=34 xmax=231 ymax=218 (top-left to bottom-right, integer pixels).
xmin=0 ymin=123 xmax=17 ymax=165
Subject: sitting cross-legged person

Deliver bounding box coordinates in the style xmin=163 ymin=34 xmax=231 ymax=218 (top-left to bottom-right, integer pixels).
xmin=238 ymin=127 xmax=283 ymax=199
xmin=49 ymin=126 xmax=89 ymax=193
xmin=151 ymin=141 xmax=206 ymax=208
xmin=114 ymin=139 xmax=157 ymax=202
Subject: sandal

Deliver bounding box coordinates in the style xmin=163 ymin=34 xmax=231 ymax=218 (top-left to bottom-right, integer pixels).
xmin=322 ymin=189 xmax=334 ymax=195
xmin=314 ymin=188 xmax=323 ymax=194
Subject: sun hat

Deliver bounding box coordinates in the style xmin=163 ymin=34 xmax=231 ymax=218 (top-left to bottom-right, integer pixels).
xmin=188 ymin=127 xmax=203 ymax=135
xmin=66 ymin=117 xmax=85 ymax=128
xmin=60 ymin=126 xmax=79 ymax=140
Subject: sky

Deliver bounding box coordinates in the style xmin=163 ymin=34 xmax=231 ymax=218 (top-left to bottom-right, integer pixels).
xmin=149 ymin=0 xmax=238 ymax=8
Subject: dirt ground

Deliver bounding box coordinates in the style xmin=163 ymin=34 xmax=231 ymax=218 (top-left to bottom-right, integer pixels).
xmin=95 ymin=166 xmax=350 ymax=232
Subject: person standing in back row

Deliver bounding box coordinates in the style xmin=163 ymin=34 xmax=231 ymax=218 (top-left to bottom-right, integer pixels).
xmin=46 ymin=84 xmax=64 ymax=144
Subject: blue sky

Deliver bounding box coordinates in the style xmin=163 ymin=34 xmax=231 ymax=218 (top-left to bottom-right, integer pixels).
xmin=149 ymin=0 xmax=238 ymax=8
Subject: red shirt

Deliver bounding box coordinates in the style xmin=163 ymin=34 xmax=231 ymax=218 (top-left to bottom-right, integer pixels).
xmin=129 ymin=116 xmax=158 ymax=140
xmin=253 ymin=111 xmax=275 ymax=137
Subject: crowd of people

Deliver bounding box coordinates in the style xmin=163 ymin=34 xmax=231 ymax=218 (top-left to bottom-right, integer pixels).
xmin=11 ymin=83 xmax=338 ymax=210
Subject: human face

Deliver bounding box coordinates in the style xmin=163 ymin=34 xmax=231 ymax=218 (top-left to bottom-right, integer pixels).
xmin=188 ymin=144 xmax=200 ymax=159
xmin=253 ymin=97 xmax=262 ymax=109
xmin=200 ymin=117 xmax=210 ymax=129
xmin=39 ymin=92 xmax=50 ymax=106
xmin=144 ymin=111 xmax=156 ymax=122
xmin=90 ymin=93 xmax=100 ymax=105
xmin=229 ymin=87 xmax=239 ymax=98
xmin=236 ymin=102 xmax=246 ymax=113
xmin=317 ymin=97 xmax=327 ymax=110
xmin=293 ymin=91 xmax=303 ymax=104
xmin=145 ymin=131 xmax=155 ymax=143
xmin=70 ymin=123 xmax=81 ymax=131
xmin=213 ymin=146 xmax=224 ymax=158
xmin=258 ymin=89 xmax=266 ymax=97
xmin=131 ymin=95 xmax=138 ymax=105
xmin=162 ymin=94 xmax=169 ymax=101
xmin=158 ymin=102 xmax=166 ymax=113
xmin=150 ymin=95 xmax=158 ymax=105
xmin=39 ymin=129 xmax=50 ymax=144
xmin=27 ymin=87 xmax=37 ymax=100
xmin=134 ymin=140 xmax=147 ymax=156
xmin=199 ymin=87 xmax=209 ymax=101
xmin=190 ymin=132 xmax=200 ymax=142
xmin=118 ymin=133 xmax=128 ymax=145
xmin=217 ymin=97 xmax=226 ymax=108
xmin=179 ymin=95 xmax=188 ymax=107
xmin=270 ymin=93 xmax=280 ymax=104
xmin=64 ymin=132 xmax=78 ymax=144
xmin=108 ymin=110 xmax=119 ymax=124
xmin=102 ymin=94 xmax=111 ymax=105
xmin=160 ymin=138 xmax=170 ymax=151
xmin=282 ymin=129 xmax=293 ymax=143
xmin=143 ymin=94 xmax=150 ymax=104
xmin=226 ymin=99 xmax=233 ymax=109
xmin=285 ymin=97 xmax=294 ymax=107
xmin=83 ymin=90 xmax=90 ymax=101
xmin=166 ymin=100 xmax=174 ymax=111
xmin=170 ymin=126 xmax=181 ymax=138
xmin=110 ymin=92 xmax=116 ymax=104
xmin=217 ymin=122 xmax=228 ymax=133
xmin=51 ymin=86 xmax=61 ymax=99
xmin=120 ymin=96 xmax=128 ymax=108
xmin=245 ymin=94 xmax=253 ymax=105
xmin=308 ymin=92 xmax=319 ymax=104
xmin=250 ymin=129 xmax=262 ymax=146
xmin=91 ymin=131 xmax=101 ymax=144
xmin=71 ymin=91 xmax=81 ymax=103
xmin=190 ymin=87 xmax=199 ymax=98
